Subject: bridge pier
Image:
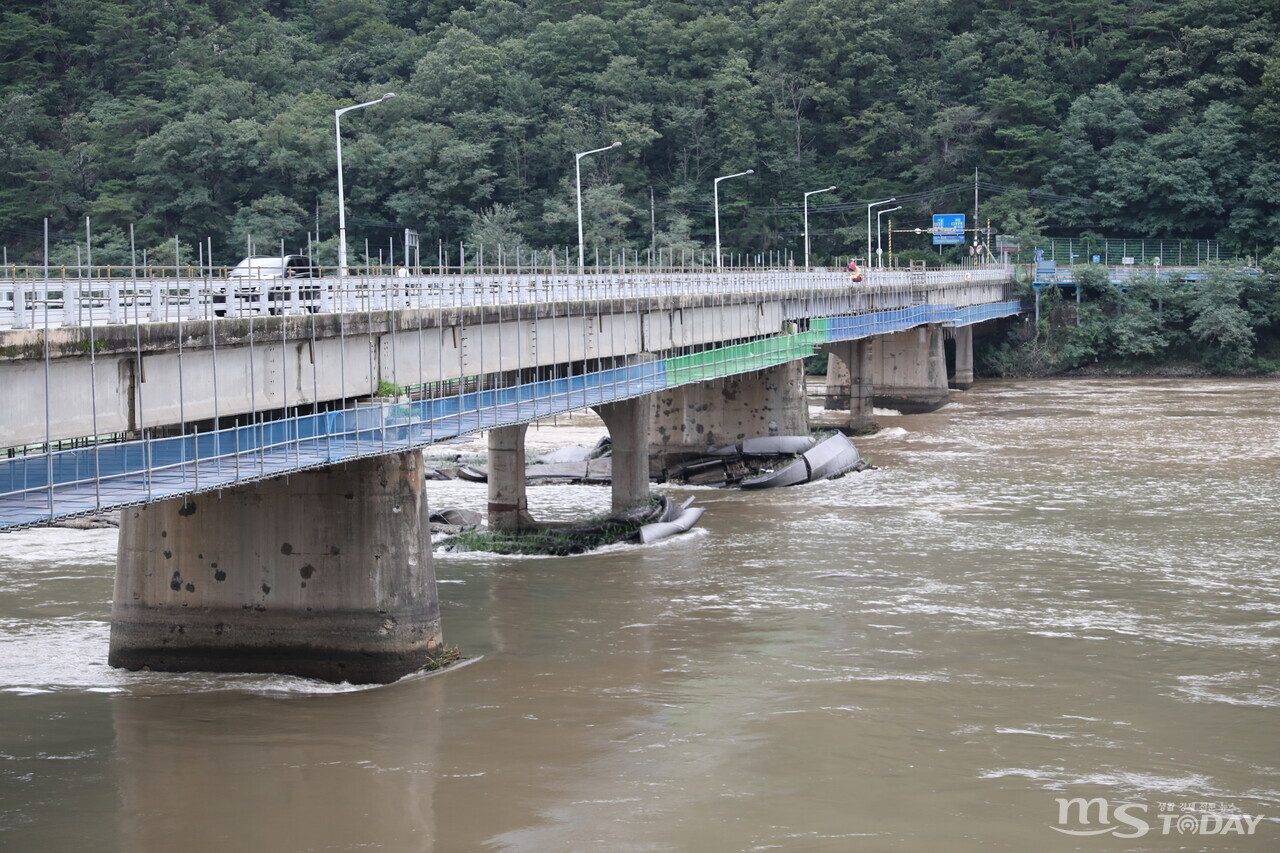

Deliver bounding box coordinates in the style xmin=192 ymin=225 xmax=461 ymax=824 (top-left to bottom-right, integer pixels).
xmin=823 ymin=345 xmax=851 ymax=411
xmin=820 ymin=339 xmax=875 ymax=432
xmin=594 ymin=395 xmax=653 ymax=513
xmin=950 ymin=325 xmax=974 ymax=390
xmin=109 ymin=451 xmax=443 ymax=684
xmin=871 ymin=325 xmax=950 ymax=414
xmin=487 ymin=423 xmax=535 ymax=530
xmin=649 ymin=360 xmax=810 ymax=472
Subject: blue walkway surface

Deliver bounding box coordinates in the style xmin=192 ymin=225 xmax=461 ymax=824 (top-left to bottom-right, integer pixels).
xmin=0 ymin=300 xmax=1021 ymax=528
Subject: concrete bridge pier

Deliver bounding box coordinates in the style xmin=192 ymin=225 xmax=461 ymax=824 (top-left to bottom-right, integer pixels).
xmin=820 ymin=339 xmax=875 ymax=432
xmin=488 ymin=423 xmax=535 ymax=530
xmin=481 ymin=393 xmax=654 ymax=527
xmin=109 ymin=451 xmax=443 ymax=684
xmin=594 ymin=395 xmax=653 ymax=513
xmin=871 ymin=325 xmax=950 ymax=414
xmin=649 ymin=360 xmax=810 ymax=473
xmin=950 ymin=325 xmax=975 ymax=390
xmin=822 ymin=345 xmax=851 ymax=411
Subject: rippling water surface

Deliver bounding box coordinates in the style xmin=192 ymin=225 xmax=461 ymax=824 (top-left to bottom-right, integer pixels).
xmin=1 ymin=379 xmax=1276 ymax=851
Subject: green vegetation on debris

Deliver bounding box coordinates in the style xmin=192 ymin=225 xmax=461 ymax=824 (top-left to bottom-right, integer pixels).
xmin=442 ymin=524 xmax=637 ymax=557
xmin=1 ymin=1 xmax=1278 ymax=265
xmin=415 ymin=645 xmax=466 ymax=673
xmin=438 ymin=497 xmax=663 ymax=556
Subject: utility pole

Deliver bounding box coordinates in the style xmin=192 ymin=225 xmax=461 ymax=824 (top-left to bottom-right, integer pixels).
xmin=650 ymin=186 xmax=656 ymax=251
xmin=974 ymin=167 xmax=980 ymax=247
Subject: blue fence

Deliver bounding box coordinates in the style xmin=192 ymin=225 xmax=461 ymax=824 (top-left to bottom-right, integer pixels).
xmin=1030 ymin=264 xmax=1262 ymax=289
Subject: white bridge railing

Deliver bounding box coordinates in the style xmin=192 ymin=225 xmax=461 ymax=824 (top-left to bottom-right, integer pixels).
xmin=0 ymin=264 xmax=1014 ymax=331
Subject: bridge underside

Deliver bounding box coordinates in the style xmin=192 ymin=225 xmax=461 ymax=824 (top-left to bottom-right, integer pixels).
xmin=1 ymin=285 xmax=1018 ymax=530
xmin=1 ymin=271 xmax=1018 ymax=683
xmin=104 ymin=316 xmax=992 ymax=683
xmin=649 ymin=359 xmax=810 ymax=472
xmin=823 ymin=320 xmax=977 ymax=422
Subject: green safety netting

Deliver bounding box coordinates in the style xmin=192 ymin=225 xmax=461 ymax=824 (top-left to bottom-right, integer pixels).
xmin=665 ymin=326 xmax=828 ymax=385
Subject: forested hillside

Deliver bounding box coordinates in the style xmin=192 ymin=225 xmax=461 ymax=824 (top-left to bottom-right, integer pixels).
xmin=1 ymin=0 xmax=1277 ymax=265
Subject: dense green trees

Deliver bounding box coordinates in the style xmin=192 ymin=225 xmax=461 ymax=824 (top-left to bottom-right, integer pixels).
xmin=981 ymin=266 xmax=1280 ymax=376
xmin=1 ymin=0 xmax=1277 ymax=265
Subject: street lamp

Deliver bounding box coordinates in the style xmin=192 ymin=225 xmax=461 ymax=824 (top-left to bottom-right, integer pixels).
xmin=803 ymin=186 xmax=836 ymax=270
xmin=335 ymin=92 xmax=395 ymax=276
xmin=866 ymin=197 xmax=896 ymax=267
xmin=576 ymin=141 xmax=621 ymax=270
xmin=876 ymin=205 xmax=901 ymax=268
xmin=714 ymin=169 xmax=754 ymax=269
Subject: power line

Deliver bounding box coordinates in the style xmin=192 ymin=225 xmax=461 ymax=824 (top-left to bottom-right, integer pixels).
xmin=670 ymin=181 xmax=1067 ymax=217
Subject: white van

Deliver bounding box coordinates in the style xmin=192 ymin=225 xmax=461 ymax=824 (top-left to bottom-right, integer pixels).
xmin=210 ymin=255 xmax=322 ymax=315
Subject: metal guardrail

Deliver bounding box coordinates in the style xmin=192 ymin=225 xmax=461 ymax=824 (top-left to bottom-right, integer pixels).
xmin=0 ymin=264 xmax=1014 ymax=331
xmin=1031 ymin=265 xmax=1258 ymax=288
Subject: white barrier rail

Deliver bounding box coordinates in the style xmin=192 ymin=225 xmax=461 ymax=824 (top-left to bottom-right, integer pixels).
xmin=0 ymin=265 xmax=1015 ymax=331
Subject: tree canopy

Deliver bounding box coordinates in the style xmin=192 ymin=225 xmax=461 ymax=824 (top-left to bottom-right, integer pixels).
xmin=1 ymin=0 xmax=1277 ymax=265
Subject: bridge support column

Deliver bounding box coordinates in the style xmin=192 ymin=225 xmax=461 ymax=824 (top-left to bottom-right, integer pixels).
xmin=650 ymin=359 xmax=810 ymax=470
xmin=823 ymin=347 xmax=851 ymax=410
xmin=871 ymin=324 xmax=949 ymax=413
xmin=820 ymin=339 xmax=875 ymax=432
xmin=595 ymin=395 xmax=652 ymax=513
xmin=950 ymin=325 xmax=974 ymax=389
xmin=109 ymin=451 xmax=443 ymax=684
xmin=487 ymin=423 xmax=534 ymax=530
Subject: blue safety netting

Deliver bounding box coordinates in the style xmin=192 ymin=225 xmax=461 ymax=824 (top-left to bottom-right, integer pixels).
xmin=1 ymin=298 xmax=1025 ymax=528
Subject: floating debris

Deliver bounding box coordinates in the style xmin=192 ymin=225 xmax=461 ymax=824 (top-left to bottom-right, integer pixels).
xmin=428 ymin=507 xmax=484 ymax=533
xmin=47 ymin=513 xmax=121 ymax=529
xmin=412 ymin=646 xmax=467 ymax=674
xmin=741 ymin=433 xmax=862 ymax=489
xmin=637 ymin=497 xmax=704 ymax=544
xmin=532 ymin=435 xmax=611 ymax=464
xmin=455 ymin=465 xmax=488 ymax=483
xmin=436 ymin=495 xmax=703 ymax=556
xmin=741 ymin=435 xmax=818 ymax=456
xmin=664 ymin=433 xmax=867 ymax=489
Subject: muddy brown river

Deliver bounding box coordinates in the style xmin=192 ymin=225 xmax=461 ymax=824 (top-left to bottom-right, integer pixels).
xmin=1 ymin=378 xmax=1276 ymax=851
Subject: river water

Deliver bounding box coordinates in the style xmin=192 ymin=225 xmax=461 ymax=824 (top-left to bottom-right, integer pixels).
xmin=1 ymin=378 xmax=1276 ymax=852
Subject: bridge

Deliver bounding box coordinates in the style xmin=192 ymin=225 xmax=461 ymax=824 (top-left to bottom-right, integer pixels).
xmin=1 ymin=264 xmax=1020 ymax=683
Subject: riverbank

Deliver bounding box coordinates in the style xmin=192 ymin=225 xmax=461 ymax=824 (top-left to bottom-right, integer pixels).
xmin=1058 ymin=362 xmax=1280 ymax=379
xmin=983 ymin=359 xmax=1280 ymax=380
xmin=977 ymin=354 xmax=1280 ymax=380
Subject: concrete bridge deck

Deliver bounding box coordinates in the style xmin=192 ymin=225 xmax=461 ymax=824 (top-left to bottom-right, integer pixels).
xmin=2 ymin=264 xmax=1021 ymax=681
xmin=1 ymin=267 xmax=1018 ymax=530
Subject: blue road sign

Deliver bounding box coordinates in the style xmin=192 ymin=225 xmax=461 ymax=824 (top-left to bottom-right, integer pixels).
xmin=933 ymin=214 xmax=965 ymax=245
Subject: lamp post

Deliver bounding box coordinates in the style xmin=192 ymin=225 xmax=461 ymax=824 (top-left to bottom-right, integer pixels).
xmin=576 ymin=141 xmax=621 ymax=270
xmin=866 ymin=197 xmax=896 ymax=267
xmin=714 ymin=169 xmax=754 ymax=269
xmin=876 ymin=205 xmax=901 ymax=268
xmin=803 ymin=186 xmax=836 ymax=270
xmin=335 ymin=93 xmax=395 ymax=276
